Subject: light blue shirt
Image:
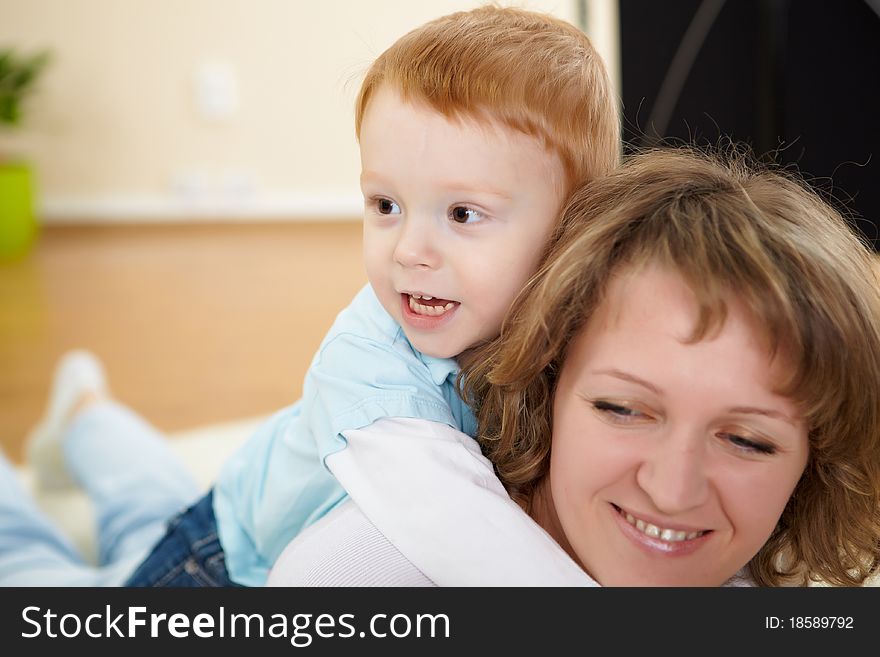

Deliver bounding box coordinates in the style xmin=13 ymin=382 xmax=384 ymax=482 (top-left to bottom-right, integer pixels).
xmin=213 ymin=284 xmax=477 ymax=586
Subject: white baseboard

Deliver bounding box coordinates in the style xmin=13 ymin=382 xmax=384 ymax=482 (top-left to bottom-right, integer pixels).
xmin=38 ymin=192 xmax=364 ymax=224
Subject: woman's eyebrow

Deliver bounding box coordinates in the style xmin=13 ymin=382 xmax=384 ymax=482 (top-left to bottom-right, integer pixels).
xmin=727 ymin=406 xmax=799 ymax=427
xmin=594 ymin=369 xmax=800 ymax=427
xmin=592 ymin=369 xmax=662 ymax=395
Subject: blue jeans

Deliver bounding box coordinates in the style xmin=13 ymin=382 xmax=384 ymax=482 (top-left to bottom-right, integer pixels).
xmin=125 ymin=489 xmax=238 ymax=587
xmin=0 ymin=402 xmax=200 ymax=586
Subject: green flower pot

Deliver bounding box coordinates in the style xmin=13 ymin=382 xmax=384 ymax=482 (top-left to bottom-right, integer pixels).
xmin=0 ymin=162 xmax=37 ymax=259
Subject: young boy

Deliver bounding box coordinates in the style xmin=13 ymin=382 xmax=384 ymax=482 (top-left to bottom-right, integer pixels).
xmin=121 ymin=6 xmax=618 ymax=586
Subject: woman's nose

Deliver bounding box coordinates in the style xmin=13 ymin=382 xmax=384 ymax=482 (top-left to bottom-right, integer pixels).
xmin=635 ymin=434 xmax=710 ymax=515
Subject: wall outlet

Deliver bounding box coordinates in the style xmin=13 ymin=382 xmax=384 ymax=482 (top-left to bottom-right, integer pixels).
xmin=194 ymin=59 xmax=239 ymax=121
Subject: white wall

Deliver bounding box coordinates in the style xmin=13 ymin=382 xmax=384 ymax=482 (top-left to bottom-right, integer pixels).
xmin=0 ymin=0 xmax=619 ymax=222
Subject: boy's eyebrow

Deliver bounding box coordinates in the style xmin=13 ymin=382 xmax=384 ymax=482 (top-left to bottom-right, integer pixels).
xmin=360 ymin=171 xmax=514 ymax=201
xmin=594 ymin=368 xmax=799 ymax=426
xmin=359 ymin=170 xmax=380 ymax=186
xmin=437 ymin=180 xmax=514 ymax=201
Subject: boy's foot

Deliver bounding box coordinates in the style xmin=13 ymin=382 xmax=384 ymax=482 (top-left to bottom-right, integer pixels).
xmin=26 ymin=350 xmax=109 ymax=489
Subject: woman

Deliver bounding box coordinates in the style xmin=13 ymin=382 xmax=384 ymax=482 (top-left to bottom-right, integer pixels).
xmin=269 ymin=147 xmax=880 ymax=586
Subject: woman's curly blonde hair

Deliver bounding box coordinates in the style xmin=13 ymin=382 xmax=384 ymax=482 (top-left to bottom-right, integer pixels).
xmin=460 ymin=147 xmax=880 ymax=587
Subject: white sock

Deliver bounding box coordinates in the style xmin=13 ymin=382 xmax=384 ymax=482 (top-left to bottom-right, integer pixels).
xmin=26 ymin=350 xmax=108 ymax=489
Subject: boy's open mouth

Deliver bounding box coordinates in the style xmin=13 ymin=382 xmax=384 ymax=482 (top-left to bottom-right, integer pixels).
xmin=405 ymin=293 xmax=458 ymax=317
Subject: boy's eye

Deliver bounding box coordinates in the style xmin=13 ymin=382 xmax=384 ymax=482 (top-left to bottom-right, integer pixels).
xmin=449 ymin=205 xmax=484 ymax=224
xmin=376 ymin=198 xmax=401 ymax=215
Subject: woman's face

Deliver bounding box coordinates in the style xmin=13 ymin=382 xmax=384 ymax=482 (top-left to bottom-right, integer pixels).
xmin=536 ymin=264 xmax=809 ymax=586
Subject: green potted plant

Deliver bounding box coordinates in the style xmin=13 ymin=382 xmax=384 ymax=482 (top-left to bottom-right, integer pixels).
xmin=0 ymin=48 xmax=51 ymax=259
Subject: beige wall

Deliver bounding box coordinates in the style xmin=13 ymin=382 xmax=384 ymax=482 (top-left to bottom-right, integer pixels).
xmin=0 ymin=0 xmax=619 ymax=222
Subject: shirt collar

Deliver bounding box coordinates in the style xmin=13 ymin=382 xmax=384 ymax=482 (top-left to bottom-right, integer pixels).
xmin=418 ymin=352 xmax=460 ymax=387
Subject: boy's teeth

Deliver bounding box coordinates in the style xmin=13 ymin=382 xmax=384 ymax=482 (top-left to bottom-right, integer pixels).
xmin=408 ymin=295 xmax=455 ymax=317
xmin=623 ymin=511 xmax=703 ymax=542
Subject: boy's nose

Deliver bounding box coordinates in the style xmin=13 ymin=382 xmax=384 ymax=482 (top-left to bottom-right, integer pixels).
xmin=635 ymin=434 xmax=710 ymax=515
xmin=393 ymin=219 xmax=441 ymax=269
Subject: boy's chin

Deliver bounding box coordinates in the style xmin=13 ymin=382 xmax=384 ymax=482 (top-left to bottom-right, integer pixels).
xmin=401 ymin=329 xmax=470 ymax=360
xmin=406 ymin=337 xmax=463 ymax=360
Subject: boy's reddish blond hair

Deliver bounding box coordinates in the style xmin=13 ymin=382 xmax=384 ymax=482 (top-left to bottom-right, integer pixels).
xmin=355 ymin=5 xmax=620 ymax=191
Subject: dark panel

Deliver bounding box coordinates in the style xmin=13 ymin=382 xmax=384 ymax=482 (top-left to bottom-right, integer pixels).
xmin=619 ymin=0 xmax=880 ymax=247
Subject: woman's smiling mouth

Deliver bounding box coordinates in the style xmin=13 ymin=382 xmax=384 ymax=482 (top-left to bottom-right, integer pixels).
xmin=611 ymin=504 xmax=711 ymax=554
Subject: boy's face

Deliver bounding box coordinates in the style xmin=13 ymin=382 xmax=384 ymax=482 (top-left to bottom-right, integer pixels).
xmin=537 ymin=264 xmax=809 ymax=586
xmin=359 ymin=85 xmax=566 ymax=359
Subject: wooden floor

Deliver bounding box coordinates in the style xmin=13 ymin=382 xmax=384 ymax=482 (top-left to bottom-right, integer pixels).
xmin=0 ymin=221 xmax=366 ymax=464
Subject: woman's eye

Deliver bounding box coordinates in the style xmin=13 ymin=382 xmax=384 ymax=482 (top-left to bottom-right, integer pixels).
xmin=449 ymin=205 xmax=484 ymax=224
xmin=720 ymin=432 xmax=776 ymax=456
xmin=376 ymin=198 xmax=401 ymax=215
xmin=592 ymin=400 xmax=649 ymax=423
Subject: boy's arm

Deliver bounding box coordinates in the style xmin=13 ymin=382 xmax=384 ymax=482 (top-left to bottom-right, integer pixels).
xmin=325 ymin=417 xmax=596 ymax=586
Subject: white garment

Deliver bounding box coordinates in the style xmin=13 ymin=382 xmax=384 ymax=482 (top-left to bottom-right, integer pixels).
xmin=268 ymin=417 xmax=596 ymax=587
xmin=267 ymin=499 xmax=434 ymax=586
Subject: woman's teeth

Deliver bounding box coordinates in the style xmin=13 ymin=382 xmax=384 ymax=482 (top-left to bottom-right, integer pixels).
xmin=409 ymin=294 xmax=455 ymax=317
xmin=622 ymin=511 xmax=705 ymax=542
